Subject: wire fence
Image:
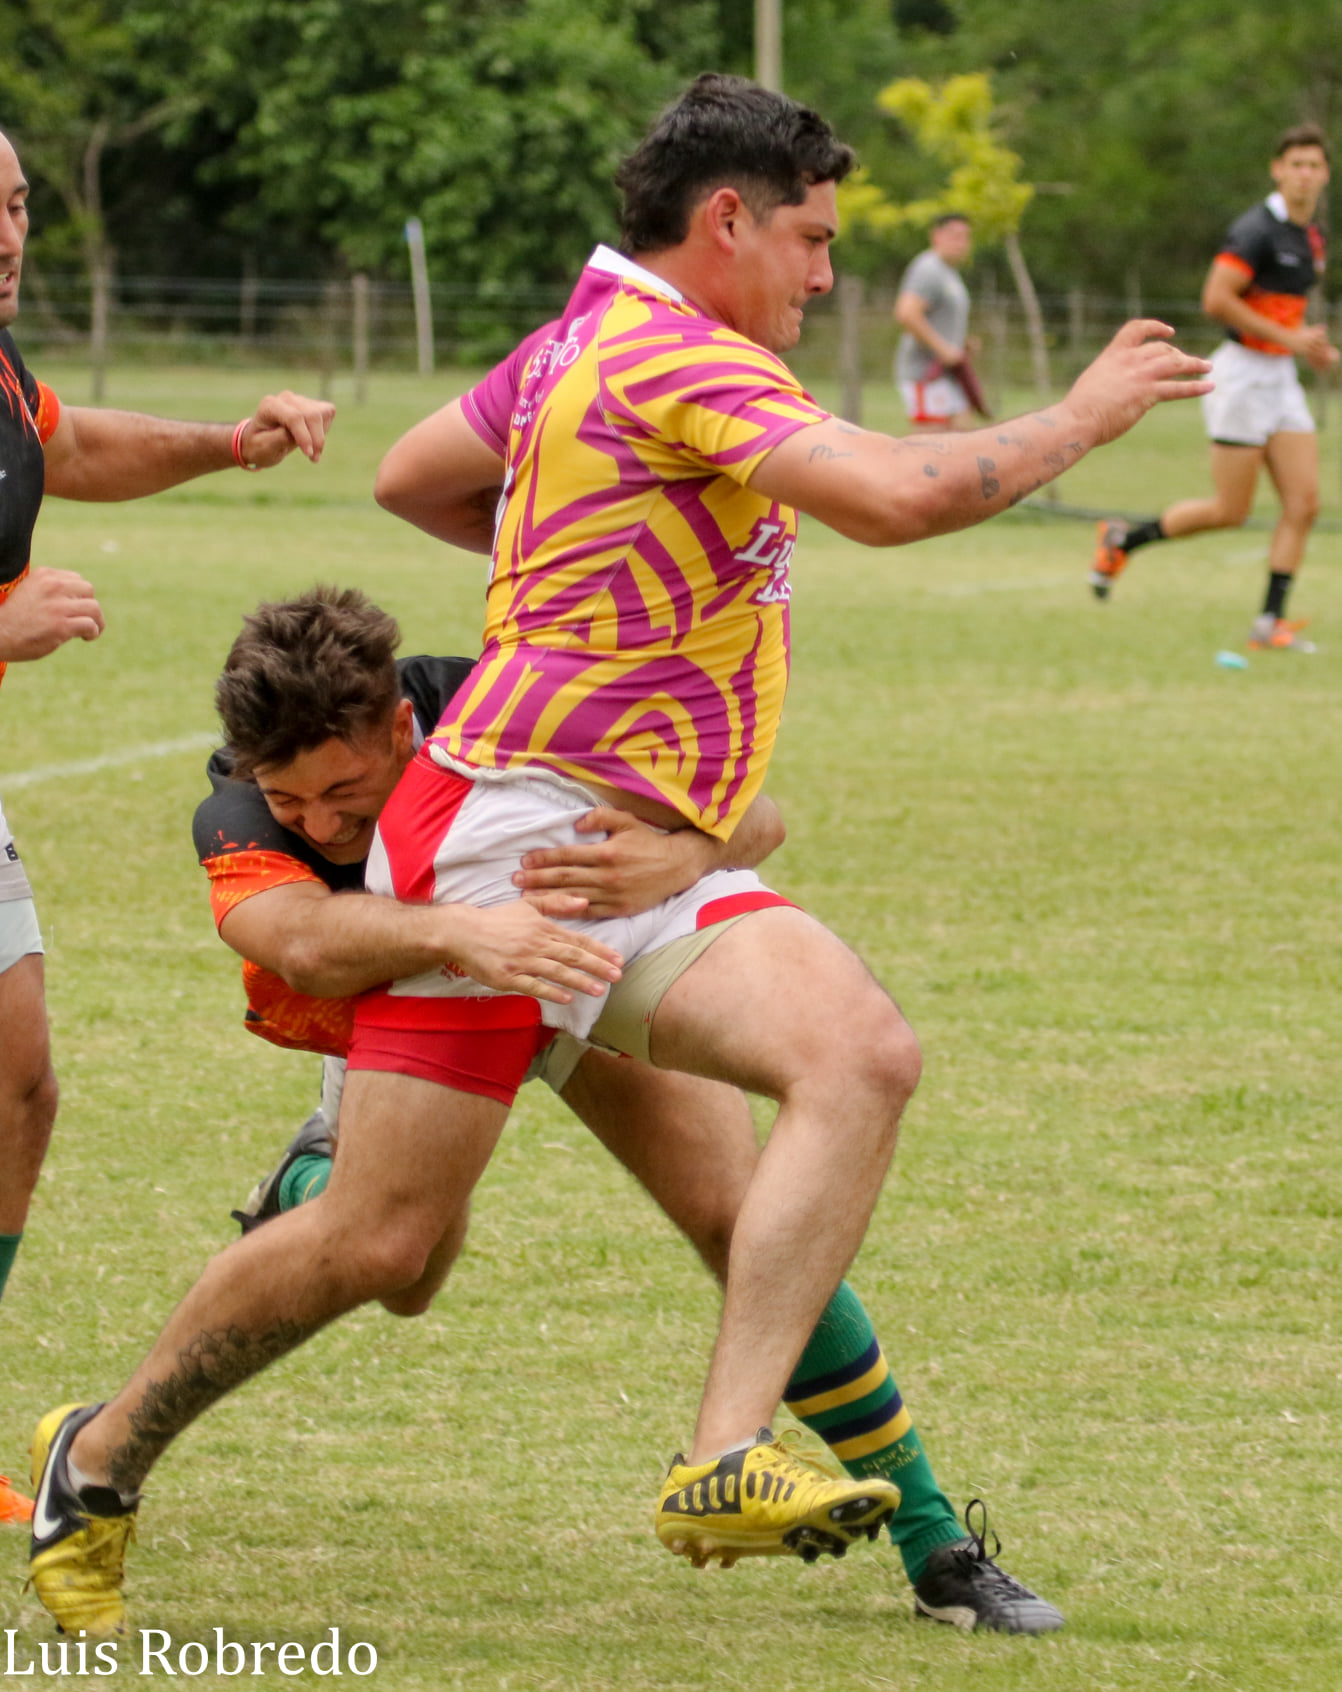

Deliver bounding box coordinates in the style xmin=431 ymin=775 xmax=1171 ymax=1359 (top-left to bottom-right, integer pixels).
xmin=13 ymin=266 xmax=1342 ymax=422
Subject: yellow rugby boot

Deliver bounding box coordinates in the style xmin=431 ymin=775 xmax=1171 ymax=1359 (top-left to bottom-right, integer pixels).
xmin=655 ymin=1427 xmax=900 ymax=1568
xmin=28 ymin=1403 xmax=136 ymax=1638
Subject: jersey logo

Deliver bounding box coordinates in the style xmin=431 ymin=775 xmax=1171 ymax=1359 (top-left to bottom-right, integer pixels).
xmin=735 ymin=519 xmax=795 ymax=605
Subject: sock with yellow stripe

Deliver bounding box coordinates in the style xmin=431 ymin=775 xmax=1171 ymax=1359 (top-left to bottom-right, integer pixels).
xmin=784 ymin=1280 xmax=963 ymax=1583
xmin=0 ymin=1233 xmax=20 ymax=1301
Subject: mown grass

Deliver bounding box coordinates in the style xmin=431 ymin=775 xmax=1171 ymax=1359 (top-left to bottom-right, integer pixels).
xmin=2 ymin=364 xmax=1340 ymax=1690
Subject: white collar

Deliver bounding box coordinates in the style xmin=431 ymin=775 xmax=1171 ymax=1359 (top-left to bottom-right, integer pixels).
xmin=587 ymin=243 xmax=684 ymax=304
xmin=1266 ymin=191 xmax=1290 ymax=223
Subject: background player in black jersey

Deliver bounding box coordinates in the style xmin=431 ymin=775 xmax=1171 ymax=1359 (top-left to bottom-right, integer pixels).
xmin=0 ymin=126 xmax=334 ymax=1524
xmin=1090 ymin=124 xmax=1337 ymax=649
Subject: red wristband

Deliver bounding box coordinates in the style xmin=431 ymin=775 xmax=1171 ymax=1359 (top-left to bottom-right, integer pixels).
xmin=231 ymin=418 xmax=260 ymax=471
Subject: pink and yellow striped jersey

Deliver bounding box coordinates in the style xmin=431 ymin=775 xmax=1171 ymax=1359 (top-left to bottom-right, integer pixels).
xmin=436 ymin=246 xmax=832 ymax=839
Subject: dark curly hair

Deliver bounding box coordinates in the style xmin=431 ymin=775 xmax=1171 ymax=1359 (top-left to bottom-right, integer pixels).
xmin=616 ymin=73 xmax=855 ymax=255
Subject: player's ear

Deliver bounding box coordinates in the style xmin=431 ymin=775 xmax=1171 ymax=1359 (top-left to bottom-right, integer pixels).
xmin=390 ymin=697 xmax=416 ymax=759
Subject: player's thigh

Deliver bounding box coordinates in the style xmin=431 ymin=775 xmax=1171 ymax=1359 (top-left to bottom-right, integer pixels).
xmin=324 ymin=1068 xmax=508 ymax=1244
xmin=649 ymin=905 xmax=918 ymax=1102
xmin=1207 ymin=442 xmax=1264 ymax=522
xmin=0 ymin=947 xmax=53 ymax=1104
xmin=1263 ymin=430 xmax=1320 ymax=518
xmin=562 ymin=1049 xmax=760 ymax=1233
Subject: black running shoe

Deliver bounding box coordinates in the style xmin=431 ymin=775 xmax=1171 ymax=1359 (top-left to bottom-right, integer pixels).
xmin=913 ymin=1500 xmax=1064 ymax=1634
xmin=232 ymin=1109 xmax=332 ymax=1233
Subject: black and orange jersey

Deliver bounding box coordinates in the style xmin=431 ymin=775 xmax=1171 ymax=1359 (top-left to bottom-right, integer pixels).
xmin=1217 ymin=193 xmax=1326 ymax=356
xmin=193 ymin=653 xmax=475 ymax=1056
xmin=0 ymin=329 xmax=61 ymax=689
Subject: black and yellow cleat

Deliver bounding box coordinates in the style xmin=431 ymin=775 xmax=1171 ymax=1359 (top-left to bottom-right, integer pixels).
xmin=655 ymin=1427 xmax=899 ymax=1568
xmin=28 ymin=1403 xmax=136 ymax=1639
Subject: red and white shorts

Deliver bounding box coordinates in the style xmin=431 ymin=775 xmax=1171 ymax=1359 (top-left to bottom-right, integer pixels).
xmin=349 ymin=749 xmax=790 ymax=1105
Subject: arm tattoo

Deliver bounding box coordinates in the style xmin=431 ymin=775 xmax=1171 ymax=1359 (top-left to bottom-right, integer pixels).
xmin=977 ymin=456 xmax=1001 ymax=500
xmin=104 ymin=1320 xmax=318 ymax=1494
xmin=808 ymin=442 xmax=853 ymax=463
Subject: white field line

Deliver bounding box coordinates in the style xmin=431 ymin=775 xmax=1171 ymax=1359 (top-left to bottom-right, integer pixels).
xmin=928 ymin=573 xmax=1079 ymax=597
xmin=4 ymin=732 xmax=218 ymax=790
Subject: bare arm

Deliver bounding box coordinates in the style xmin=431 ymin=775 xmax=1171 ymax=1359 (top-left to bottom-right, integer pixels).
xmin=375 ymin=399 xmax=504 ymax=552
xmin=750 ymin=320 xmax=1213 ymax=547
xmin=218 ymin=880 xmax=622 ymax=1006
xmin=893 ymin=290 xmax=963 ymax=367
xmin=512 ymin=795 xmax=786 ymax=920
xmin=1202 ymin=258 xmax=1339 ymax=372
xmin=0 ymin=568 xmax=104 ymax=661
xmin=42 ymin=390 xmax=336 ymax=501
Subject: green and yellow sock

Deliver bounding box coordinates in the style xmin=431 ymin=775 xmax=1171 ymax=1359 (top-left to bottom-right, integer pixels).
xmin=784 ymin=1280 xmax=964 ymax=1583
xmin=0 ymin=1233 xmax=21 ymax=1302
xmin=278 ymin=1154 xmax=331 ymax=1212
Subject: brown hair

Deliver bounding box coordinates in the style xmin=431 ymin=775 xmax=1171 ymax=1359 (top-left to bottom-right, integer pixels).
xmin=616 ymin=73 xmax=855 ymax=255
xmin=216 ymin=585 xmax=401 ymax=778
xmin=1275 ymin=123 xmax=1331 ymax=162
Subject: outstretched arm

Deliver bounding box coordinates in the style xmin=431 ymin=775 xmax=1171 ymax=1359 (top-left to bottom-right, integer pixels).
xmin=512 ymin=796 xmax=786 ymax=920
xmin=219 ymin=881 xmax=622 ymax=1006
xmin=751 ymin=320 xmax=1212 ymax=546
xmin=42 ymin=390 xmax=336 ymax=500
xmin=374 ymin=399 xmax=503 ymax=552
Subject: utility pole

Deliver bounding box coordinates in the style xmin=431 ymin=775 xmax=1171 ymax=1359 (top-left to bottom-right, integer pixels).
xmin=755 ymin=0 xmax=782 ymax=91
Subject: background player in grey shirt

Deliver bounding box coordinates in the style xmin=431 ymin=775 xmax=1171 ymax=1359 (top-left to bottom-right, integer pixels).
xmin=895 ymin=213 xmax=974 ymax=430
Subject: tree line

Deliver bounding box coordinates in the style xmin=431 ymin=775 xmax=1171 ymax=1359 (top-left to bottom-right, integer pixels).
xmin=1 ymin=0 xmax=1337 ymax=307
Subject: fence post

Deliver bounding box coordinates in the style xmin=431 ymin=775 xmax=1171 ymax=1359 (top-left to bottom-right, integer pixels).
xmin=1068 ymin=287 xmax=1084 ymax=367
xmin=405 ymin=217 xmax=435 ymax=376
xmin=89 ymin=259 xmax=110 ymax=404
xmin=837 ymin=273 xmax=864 ymax=425
xmin=352 ymin=273 xmax=370 ymax=405
xmin=240 ymin=250 xmax=259 ymax=349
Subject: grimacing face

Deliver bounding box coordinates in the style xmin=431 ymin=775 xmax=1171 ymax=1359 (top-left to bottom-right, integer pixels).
xmin=725 ymin=178 xmax=839 ymax=354
xmin=252 ymin=700 xmax=415 ymax=866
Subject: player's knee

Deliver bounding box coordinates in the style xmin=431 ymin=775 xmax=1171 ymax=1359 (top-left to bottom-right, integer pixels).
xmin=849 ymin=1008 xmax=922 ymax=1115
xmin=379 ymin=1284 xmax=439 ymax=1318
xmin=342 ymin=1227 xmax=439 ymax=1301
xmin=1284 ymin=490 xmax=1320 ymax=528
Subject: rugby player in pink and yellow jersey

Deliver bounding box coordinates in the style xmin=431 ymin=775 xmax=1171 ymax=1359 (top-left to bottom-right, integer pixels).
xmin=36 ymin=76 xmax=1210 ymax=1636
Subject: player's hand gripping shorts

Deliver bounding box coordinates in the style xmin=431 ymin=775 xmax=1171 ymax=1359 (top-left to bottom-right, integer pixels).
xmin=348 ymin=748 xmax=792 ymax=1105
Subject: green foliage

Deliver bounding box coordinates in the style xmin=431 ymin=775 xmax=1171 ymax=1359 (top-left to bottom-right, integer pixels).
xmin=140 ymin=0 xmax=716 ymax=285
xmin=840 ymin=73 xmax=1033 ymax=247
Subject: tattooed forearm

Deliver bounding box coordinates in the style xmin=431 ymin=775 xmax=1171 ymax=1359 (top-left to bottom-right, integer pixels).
xmin=104 ymin=1321 xmax=318 ymax=1493
xmin=977 ymin=456 xmax=1001 ymax=500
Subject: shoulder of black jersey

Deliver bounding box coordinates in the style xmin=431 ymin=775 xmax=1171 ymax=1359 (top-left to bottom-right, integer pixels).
xmin=397 ymin=654 xmax=478 ymax=736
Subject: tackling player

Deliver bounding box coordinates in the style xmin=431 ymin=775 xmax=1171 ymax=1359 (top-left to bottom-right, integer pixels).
xmin=30 ymin=75 xmax=1207 ymax=1625
xmin=0 ymin=128 xmax=333 ymax=1526
xmin=198 ymin=585 xmax=1063 ymax=1633
xmin=1090 ymin=123 xmax=1337 ymax=648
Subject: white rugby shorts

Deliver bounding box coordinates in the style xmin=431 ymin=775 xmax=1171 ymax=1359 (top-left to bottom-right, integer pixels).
xmin=1202 ymin=341 xmax=1315 ymax=446
xmin=363 ymin=747 xmax=791 ymax=1045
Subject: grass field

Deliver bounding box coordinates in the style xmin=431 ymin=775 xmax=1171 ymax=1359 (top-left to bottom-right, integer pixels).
xmin=3 ymin=362 xmax=1342 ymax=1690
